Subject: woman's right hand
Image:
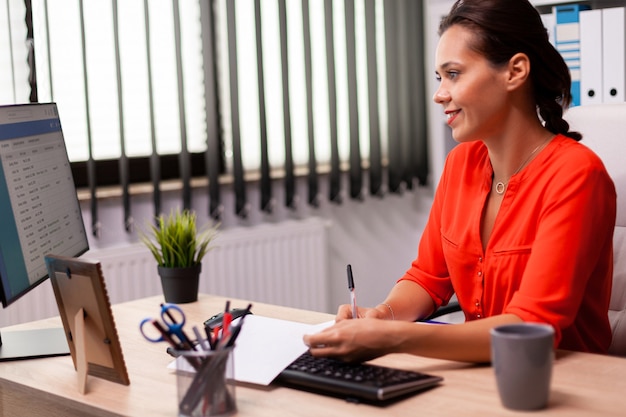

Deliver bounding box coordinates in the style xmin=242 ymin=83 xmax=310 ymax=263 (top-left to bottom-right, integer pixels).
xmin=335 ymin=303 xmax=391 ymax=322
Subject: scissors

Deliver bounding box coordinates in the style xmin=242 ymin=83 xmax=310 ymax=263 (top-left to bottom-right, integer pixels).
xmin=140 ymin=303 xmax=194 ymax=351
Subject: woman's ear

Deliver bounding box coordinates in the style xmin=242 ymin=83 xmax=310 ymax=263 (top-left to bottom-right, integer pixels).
xmin=506 ymin=52 xmax=531 ymax=91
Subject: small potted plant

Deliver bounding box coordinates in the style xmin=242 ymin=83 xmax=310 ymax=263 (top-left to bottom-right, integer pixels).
xmin=139 ymin=208 xmax=218 ymax=303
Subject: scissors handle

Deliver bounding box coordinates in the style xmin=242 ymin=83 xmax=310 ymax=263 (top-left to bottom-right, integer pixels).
xmin=160 ymin=303 xmax=195 ymax=349
xmin=140 ymin=318 xmax=168 ymax=343
xmin=160 ymin=303 xmax=186 ymax=327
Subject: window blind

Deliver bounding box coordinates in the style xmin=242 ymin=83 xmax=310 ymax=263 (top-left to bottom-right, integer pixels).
xmin=4 ymin=0 xmax=428 ymax=233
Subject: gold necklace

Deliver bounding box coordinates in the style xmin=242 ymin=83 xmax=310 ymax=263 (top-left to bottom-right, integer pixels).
xmin=494 ymin=137 xmax=552 ymax=195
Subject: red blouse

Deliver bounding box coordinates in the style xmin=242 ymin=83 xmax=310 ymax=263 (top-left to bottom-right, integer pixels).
xmin=400 ymin=134 xmax=616 ymax=353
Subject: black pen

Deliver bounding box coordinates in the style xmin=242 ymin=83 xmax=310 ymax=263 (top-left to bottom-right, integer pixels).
xmin=347 ymin=264 xmax=357 ymax=319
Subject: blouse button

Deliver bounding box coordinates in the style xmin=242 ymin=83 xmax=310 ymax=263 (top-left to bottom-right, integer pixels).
xmin=479 ymin=257 xmax=483 ymax=263
xmin=476 ymin=314 xmax=482 ymax=318
xmin=477 ymin=271 xmax=482 ymax=277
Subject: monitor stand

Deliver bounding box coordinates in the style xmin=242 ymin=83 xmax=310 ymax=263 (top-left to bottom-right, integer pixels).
xmin=0 ymin=327 xmax=70 ymax=361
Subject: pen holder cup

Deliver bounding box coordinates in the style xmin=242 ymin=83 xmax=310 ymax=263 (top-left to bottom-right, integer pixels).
xmin=174 ymin=346 xmax=236 ymax=417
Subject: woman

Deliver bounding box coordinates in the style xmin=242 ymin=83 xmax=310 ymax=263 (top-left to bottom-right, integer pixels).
xmin=304 ymin=0 xmax=616 ymax=363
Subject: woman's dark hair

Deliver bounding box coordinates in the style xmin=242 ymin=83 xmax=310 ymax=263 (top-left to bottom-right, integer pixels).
xmin=439 ymin=0 xmax=582 ymax=141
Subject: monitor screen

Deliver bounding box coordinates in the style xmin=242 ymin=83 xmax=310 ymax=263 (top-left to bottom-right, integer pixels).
xmin=0 ymin=102 xmax=89 ymax=360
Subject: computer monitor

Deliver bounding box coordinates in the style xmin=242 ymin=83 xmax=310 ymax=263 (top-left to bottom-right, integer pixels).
xmin=0 ymin=102 xmax=89 ymax=361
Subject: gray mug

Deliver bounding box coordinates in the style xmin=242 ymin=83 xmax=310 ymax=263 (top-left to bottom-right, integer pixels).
xmin=490 ymin=323 xmax=555 ymax=411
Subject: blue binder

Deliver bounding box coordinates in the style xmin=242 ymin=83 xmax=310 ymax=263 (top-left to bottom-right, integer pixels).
xmin=554 ymin=4 xmax=591 ymax=107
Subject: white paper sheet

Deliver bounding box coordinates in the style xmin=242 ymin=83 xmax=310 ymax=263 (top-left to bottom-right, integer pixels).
xmin=169 ymin=315 xmax=333 ymax=386
xmin=232 ymin=315 xmax=333 ymax=385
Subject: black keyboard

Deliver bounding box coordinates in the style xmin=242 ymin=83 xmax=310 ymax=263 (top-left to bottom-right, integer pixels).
xmin=277 ymin=351 xmax=443 ymax=403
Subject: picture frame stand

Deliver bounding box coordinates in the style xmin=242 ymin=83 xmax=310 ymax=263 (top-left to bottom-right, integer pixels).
xmin=45 ymin=255 xmax=130 ymax=394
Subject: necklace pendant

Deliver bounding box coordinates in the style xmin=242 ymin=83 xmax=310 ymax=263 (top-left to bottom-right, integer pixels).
xmin=495 ymin=182 xmax=506 ymax=195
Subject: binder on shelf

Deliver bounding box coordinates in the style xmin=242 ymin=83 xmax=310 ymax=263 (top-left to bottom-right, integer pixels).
xmin=553 ymin=4 xmax=590 ymax=107
xmin=541 ymin=12 xmax=555 ymax=46
xmin=601 ymin=7 xmax=626 ymax=103
xmin=579 ymin=9 xmax=603 ymax=105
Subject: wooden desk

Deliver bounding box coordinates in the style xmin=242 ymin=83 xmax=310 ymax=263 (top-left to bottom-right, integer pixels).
xmin=1 ymin=294 xmax=625 ymax=416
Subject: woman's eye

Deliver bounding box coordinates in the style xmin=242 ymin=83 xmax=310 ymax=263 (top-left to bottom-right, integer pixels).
xmin=435 ymin=71 xmax=459 ymax=82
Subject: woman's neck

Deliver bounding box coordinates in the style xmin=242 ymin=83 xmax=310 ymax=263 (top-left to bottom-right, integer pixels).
xmin=486 ymin=124 xmax=553 ymax=183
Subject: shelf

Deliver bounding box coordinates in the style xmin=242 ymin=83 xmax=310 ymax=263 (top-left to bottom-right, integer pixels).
xmin=532 ymin=0 xmax=577 ymax=5
xmin=533 ymin=0 xmax=626 ymax=9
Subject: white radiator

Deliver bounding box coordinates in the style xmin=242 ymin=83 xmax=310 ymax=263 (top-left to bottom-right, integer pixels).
xmin=1 ymin=218 xmax=330 ymax=327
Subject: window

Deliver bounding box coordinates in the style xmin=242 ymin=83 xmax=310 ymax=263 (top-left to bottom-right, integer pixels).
xmin=3 ymin=0 xmax=428 ymax=222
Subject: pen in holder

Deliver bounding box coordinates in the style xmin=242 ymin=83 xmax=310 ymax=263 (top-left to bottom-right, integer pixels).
xmin=175 ymin=346 xmax=236 ymax=417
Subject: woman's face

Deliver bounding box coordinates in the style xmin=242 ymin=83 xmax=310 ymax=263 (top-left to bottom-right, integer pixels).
xmin=433 ymin=25 xmax=511 ymax=144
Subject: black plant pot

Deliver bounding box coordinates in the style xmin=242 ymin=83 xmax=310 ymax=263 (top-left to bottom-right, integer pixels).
xmin=157 ymin=264 xmax=201 ymax=304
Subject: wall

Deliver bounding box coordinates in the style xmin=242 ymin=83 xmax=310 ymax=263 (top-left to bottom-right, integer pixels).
xmin=80 ymin=174 xmax=434 ymax=314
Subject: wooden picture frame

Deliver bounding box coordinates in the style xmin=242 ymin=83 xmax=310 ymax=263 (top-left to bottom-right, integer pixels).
xmin=45 ymin=255 xmax=130 ymax=393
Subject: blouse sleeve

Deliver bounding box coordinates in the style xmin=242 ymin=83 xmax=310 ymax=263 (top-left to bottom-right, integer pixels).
xmin=398 ymin=151 xmax=457 ymax=309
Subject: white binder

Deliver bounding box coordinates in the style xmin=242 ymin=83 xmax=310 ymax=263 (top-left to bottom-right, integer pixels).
xmin=541 ymin=13 xmax=555 ymax=46
xmin=580 ymin=9 xmax=603 ymax=105
xmin=602 ymin=7 xmax=626 ymax=103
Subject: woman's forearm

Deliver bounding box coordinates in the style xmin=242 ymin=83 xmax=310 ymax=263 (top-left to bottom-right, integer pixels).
xmin=377 ymin=280 xmax=438 ymax=321
xmin=392 ymin=313 xmax=524 ymax=363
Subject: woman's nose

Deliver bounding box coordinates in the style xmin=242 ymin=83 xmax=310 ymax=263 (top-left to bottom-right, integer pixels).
xmin=433 ymin=84 xmax=450 ymax=104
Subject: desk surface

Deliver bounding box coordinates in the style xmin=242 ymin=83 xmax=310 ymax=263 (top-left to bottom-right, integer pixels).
xmin=1 ymin=294 xmax=625 ymax=416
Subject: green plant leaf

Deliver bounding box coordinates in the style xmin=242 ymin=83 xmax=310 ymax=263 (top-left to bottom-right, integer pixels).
xmin=137 ymin=208 xmax=219 ymax=269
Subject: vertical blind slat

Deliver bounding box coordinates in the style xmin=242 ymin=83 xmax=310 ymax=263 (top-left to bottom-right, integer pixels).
xmin=255 ymin=0 xmax=273 ymax=213
xmin=408 ymin=0 xmax=428 ymax=185
xmin=384 ymin=0 xmax=401 ymax=193
xmin=396 ymin=0 xmax=411 ymax=189
xmin=143 ymin=0 xmax=161 ymax=218
xmin=226 ymin=0 xmax=248 ymax=217
xmin=324 ymin=0 xmax=341 ymax=204
xmin=344 ymin=0 xmax=362 ymax=200
xmin=172 ymin=0 xmax=191 ymax=210
xmin=301 ymin=0 xmax=318 ymax=207
xmin=364 ymin=0 xmax=382 ymax=197
xmin=112 ymin=0 xmax=132 ymax=232
xmin=6 ymin=0 xmax=16 ymax=102
xmin=78 ymin=0 xmax=99 ymax=237
xmin=201 ymin=0 xmax=222 ymax=220
xmin=25 ymin=1 xmax=37 ymax=102
xmin=278 ymin=0 xmax=296 ymax=209
xmin=42 ymin=0 xmax=54 ymax=100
